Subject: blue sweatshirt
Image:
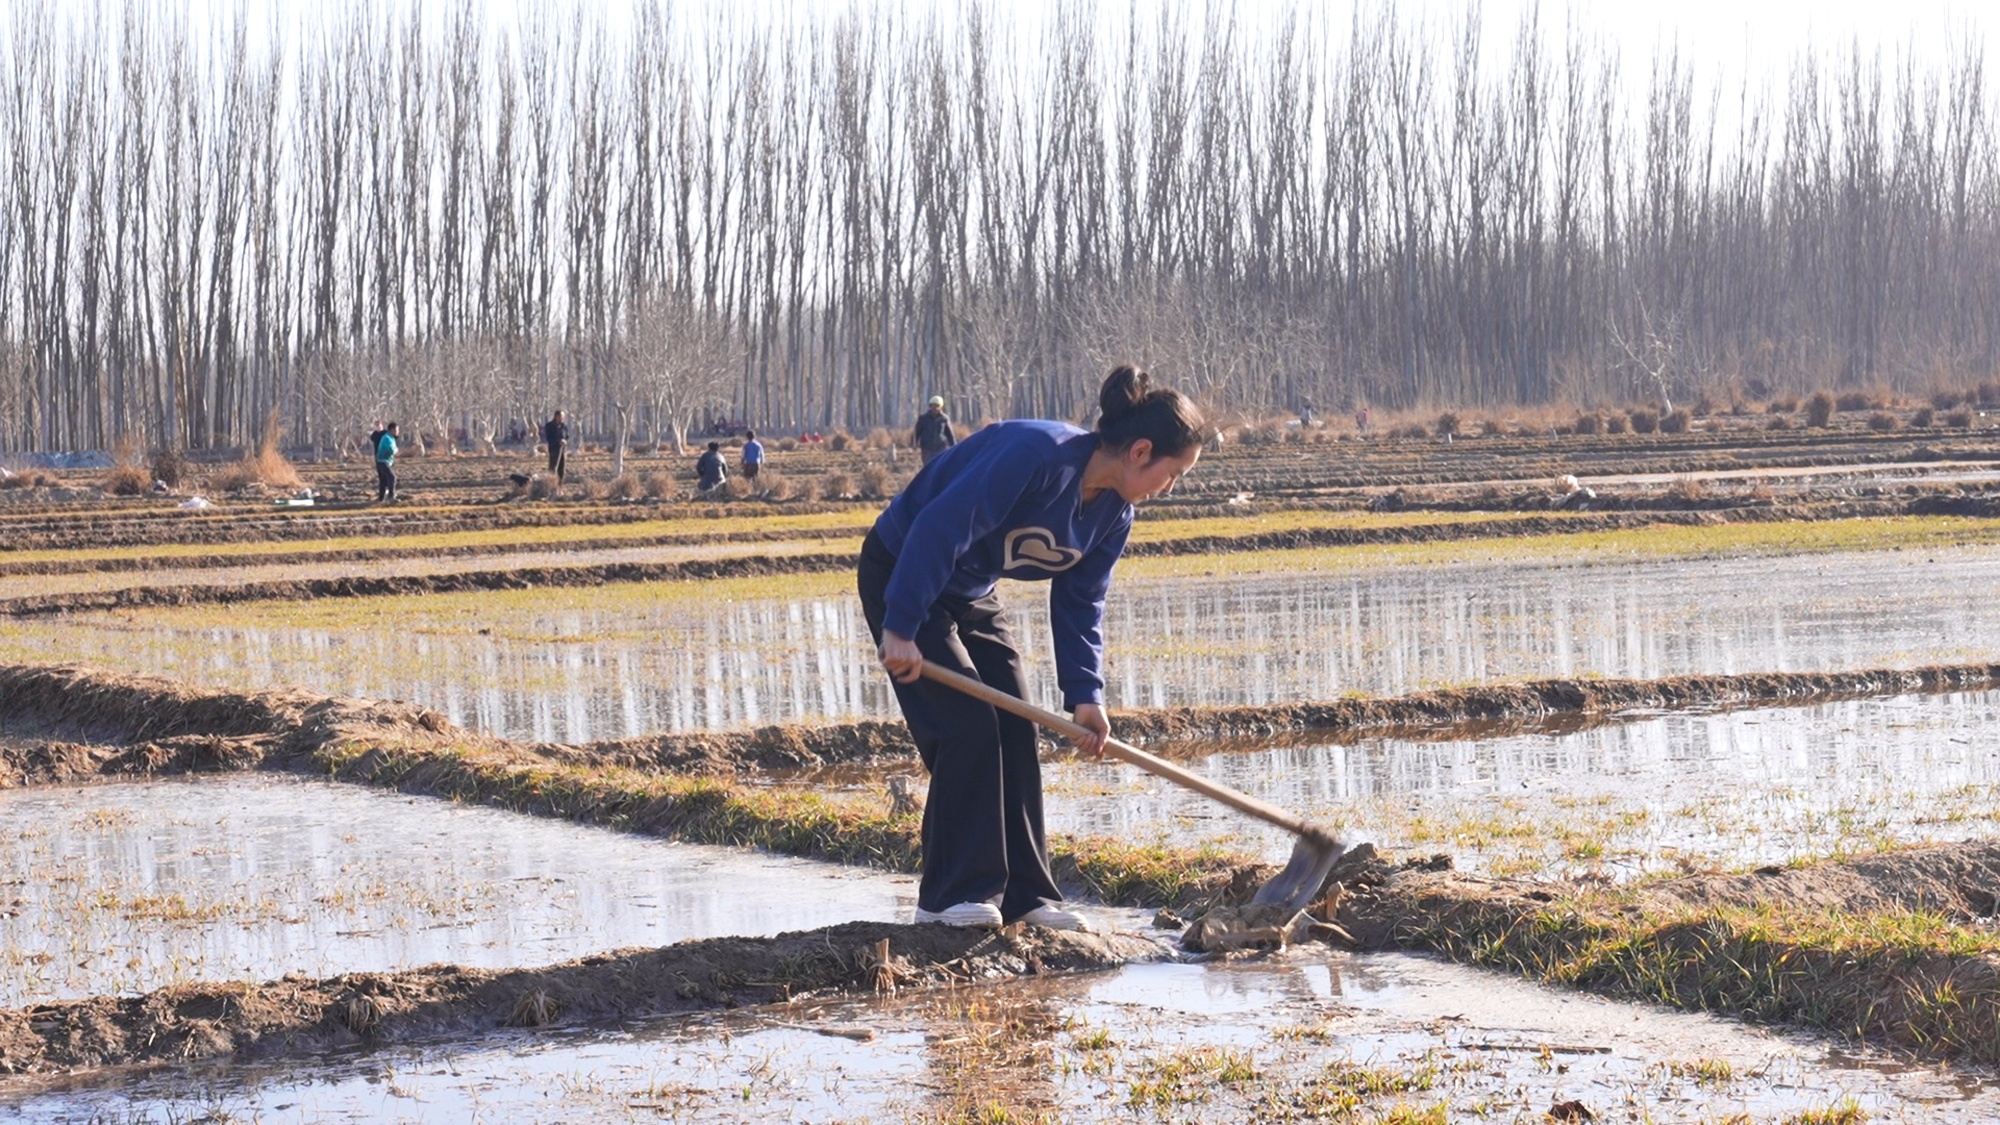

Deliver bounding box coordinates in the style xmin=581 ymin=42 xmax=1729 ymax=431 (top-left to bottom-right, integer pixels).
xmin=375 ymin=433 xmax=397 ymax=464
xmin=872 ymin=420 xmax=1132 ymax=710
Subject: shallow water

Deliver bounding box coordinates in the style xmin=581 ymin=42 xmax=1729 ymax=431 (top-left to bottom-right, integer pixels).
xmin=1042 ymin=689 xmax=2000 ymax=877
xmin=9 ymin=948 xmax=1995 ymax=1122
xmin=7 ymin=544 xmax=1998 ymax=741
xmin=0 ymin=775 xmax=914 ymax=1005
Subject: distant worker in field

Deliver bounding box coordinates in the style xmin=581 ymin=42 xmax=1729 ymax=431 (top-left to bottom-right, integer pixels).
xmin=374 ymin=422 xmax=400 ymax=503
xmin=861 ymin=365 xmax=1206 ymax=933
xmin=741 ymin=430 xmax=765 ymax=481
xmin=697 ymin=440 xmax=727 ymax=492
xmin=914 ymin=395 xmax=956 ymax=465
xmin=542 ymin=410 xmax=570 ymax=482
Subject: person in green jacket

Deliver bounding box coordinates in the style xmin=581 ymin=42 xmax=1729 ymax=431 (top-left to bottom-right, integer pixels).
xmin=375 ymin=421 xmax=400 ymax=502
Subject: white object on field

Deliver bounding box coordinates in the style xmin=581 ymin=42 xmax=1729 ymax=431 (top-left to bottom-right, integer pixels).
xmin=178 ymin=495 xmax=212 ymax=510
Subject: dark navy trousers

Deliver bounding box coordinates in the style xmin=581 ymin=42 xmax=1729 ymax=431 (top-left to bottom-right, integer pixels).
xmin=857 ymin=531 xmax=1063 ymax=919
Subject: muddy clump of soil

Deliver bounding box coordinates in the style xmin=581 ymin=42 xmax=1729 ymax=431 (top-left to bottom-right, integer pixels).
xmin=0 ymin=921 xmax=1168 ymax=1075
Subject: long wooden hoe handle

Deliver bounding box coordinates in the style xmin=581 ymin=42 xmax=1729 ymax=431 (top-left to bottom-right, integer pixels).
xmin=917 ymin=662 xmax=1320 ymax=839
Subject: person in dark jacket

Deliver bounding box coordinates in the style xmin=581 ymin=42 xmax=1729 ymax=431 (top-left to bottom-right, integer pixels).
xmin=374 ymin=422 xmax=400 ymax=502
xmin=542 ymin=411 xmax=570 ymax=481
xmin=696 ymin=441 xmax=727 ymax=491
xmin=914 ymin=396 xmax=956 ymax=465
xmin=860 ymin=366 xmax=1205 ymax=932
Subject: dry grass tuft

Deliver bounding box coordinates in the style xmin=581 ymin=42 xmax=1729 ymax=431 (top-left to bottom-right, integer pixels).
xmin=642 ymin=471 xmax=678 ymax=500
xmin=1867 ymin=411 xmax=1900 ymax=432
xmin=101 ymin=465 xmax=152 ymax=496
xmin=824 ymin=470 xmax=856 ymax=499
xmin=1912 ymin=406 xmax=1936 ymax=428
xmin=723 ymin=475 xmax=754 ymax=499
xmin=1805 ymin=391 xmax=1836 ymax=428
xmin=1628 ymin=408 xmax=1659 ymax=434
xmin=1573 ymin=413 xmax=1604 ymax=435
xmin=606 ymin=473 xmax=643 ymax=501
xmin=1945 ymin=409 xmax=1975 ymax=428
xmin=1433 ymin=412 xmax=1460 ymax=438
xmin=827 ymin=430 xmax=854 ymax=452
xmin=1659 ymin=407 xmax=1692 ymax=434
xmin=150 ymin=447 xmax=189 ymax=489
xmin=527 ymin=474 xmax=561 ymax=500
xmin=341 ymin=994 xmax=380 ymax=1034
xmin=864 ymin=427 xmax=895 ymax=450
xmin=860 ymin=463 xmax=895 ymax=499
xmin=509 ymin=988 xmax=560 ymax=1027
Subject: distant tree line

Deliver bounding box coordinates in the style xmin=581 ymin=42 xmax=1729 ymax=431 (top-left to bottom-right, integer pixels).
xmin=2 ymin=1 xmax=1996 ymax=454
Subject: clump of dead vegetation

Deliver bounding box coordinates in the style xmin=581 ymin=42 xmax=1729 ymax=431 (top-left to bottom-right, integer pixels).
xmin=209 ymin=411 xmax=304 ymax=493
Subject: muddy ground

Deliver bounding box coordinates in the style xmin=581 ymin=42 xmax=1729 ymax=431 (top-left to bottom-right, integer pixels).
xmin=0 ymin=921 xmax=1167 ymax=1075
xmin=9 ymin=661 xmax=2000 ymax=1078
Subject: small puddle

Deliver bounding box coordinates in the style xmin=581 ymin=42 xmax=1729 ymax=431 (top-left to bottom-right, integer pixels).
xmin=0 ymin=775 xmax=914 ymax=1006
xmin=3 ymin=544 xmax=1998 ymax=741
xmin=1043 ymin=689 xmax=2000 ymax=877
xmin=9 ymin=949 xmax=1994 ymax=1122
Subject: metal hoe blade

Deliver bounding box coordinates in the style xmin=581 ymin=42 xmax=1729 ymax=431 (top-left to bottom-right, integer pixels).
xmin=1249 ymin=830 xmax=1348 ymax=911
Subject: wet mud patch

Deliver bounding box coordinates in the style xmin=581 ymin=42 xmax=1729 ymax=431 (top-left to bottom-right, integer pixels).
xmin=0 ymin=921 xmax=1167 ymax=1075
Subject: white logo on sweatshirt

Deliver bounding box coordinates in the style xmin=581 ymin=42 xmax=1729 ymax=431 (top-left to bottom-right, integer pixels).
xmin=1003 ymin=527 xmax=1084 ymax=572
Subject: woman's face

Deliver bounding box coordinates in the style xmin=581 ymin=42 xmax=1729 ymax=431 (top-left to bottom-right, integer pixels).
xmin=1113 ymin=440 xmax=1200 ymax=503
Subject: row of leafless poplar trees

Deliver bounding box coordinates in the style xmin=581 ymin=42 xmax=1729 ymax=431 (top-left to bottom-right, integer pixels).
xmin=3 ymin=2 xmax=1996 ymax=454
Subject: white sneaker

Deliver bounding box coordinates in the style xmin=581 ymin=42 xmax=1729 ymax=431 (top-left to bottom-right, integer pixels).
xmin=914 ymin=902 xmax=1004 ymax=928
xmin=1019 ymin=903 xmax=1093 ymax=933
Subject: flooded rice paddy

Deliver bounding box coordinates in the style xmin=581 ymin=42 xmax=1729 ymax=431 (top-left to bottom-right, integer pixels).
xmin=4 ymin=543 xmax=1995 ymax=742
xmin=1042 ymin=688 xmax=2000 ymax=878
xmin=10 ymin=948 xmax=1995 ymax=1123
xmin=0 ymin=775 xmax=914 ymax=1006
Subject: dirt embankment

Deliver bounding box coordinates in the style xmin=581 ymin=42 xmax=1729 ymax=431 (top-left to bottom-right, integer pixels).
xmin=5 ymin=661 xmax=1997 ymax=784
xmin=2 ymin=493 xmax=1988 ymax=616
xmin=0 ymin=498 xmax=868 ymax=553
xmin=1337 ymin=840 xmax=2000 ymax=1067
xmin=0 ymin=921 xmax=1167 ymax=1075
xmin=0 ymin=552 xmax=854 ymax=616
xmin=574 ymin=663 xmax=2000 ymax=772
xmin=0 ymin=523 xmax=866 ymax=579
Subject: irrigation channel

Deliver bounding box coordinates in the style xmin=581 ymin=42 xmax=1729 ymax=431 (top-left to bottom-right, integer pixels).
xmin=10 ymin=949 xmax=1999 ymax=1122
xmin=2 ymin=543 xmax=1994 ymax=741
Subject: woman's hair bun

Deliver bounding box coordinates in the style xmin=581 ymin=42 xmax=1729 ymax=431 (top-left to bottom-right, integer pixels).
xmin=1099 ymin=365 xmax=1150 ymax=423
xmin=1095 ymin=364 xmax=1205 ymax=460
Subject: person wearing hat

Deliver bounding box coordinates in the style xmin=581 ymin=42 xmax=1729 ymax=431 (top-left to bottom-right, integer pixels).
xmin=914 ymin=395 xmax=957 ymax=466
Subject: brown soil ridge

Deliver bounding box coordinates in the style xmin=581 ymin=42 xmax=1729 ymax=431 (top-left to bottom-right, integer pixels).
xmin=0 ymin=552 xmax=855 ymax=616
xmin=0 ymin=496 xmax=1970 ymax=616
xmin=4 ymin=661 xmax=1996 ymax=781
xmin=0 ymin=921 xmax=1168 ymax=1075
xmin=0 ymin=523 xmax=866 ymax=578
xmin=572 ymin=662 xmax=2000 ymax=772
xmin=0 ymin=498 xmax=868 ymax=553
xmin=1335 ymin=840 xmax=2000 ymax=1065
